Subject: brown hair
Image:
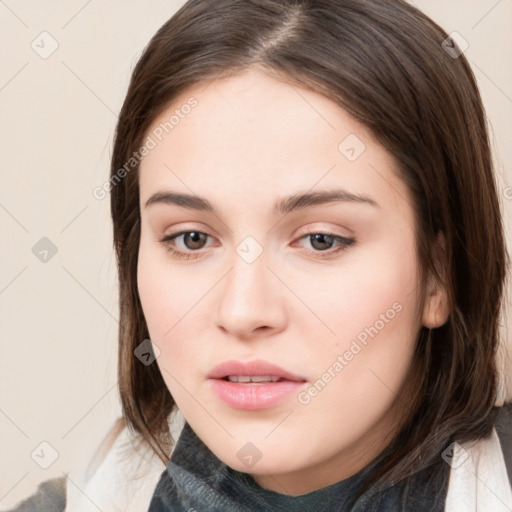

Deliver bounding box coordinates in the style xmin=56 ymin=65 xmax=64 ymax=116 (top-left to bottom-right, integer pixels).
xmin=110 ymin=0 xmax=508 ymax=493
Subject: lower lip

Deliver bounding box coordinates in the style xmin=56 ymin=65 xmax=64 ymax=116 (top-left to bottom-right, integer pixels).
xmin=209 ymin=379 xmax=305 ymax=410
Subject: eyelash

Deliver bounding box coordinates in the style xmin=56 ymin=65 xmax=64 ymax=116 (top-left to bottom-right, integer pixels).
xmin=158 ymin=230 xmax=355 ymax=260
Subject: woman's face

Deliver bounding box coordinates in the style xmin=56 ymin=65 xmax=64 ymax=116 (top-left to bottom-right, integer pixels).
xmin=137 ymin=67 xmax=441 ymax=495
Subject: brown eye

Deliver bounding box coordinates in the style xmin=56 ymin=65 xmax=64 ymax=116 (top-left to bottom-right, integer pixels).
xmin=181 ymin=231 xmax=208 ymax=250
xmin=295 ymin=232 xmax=355 ymax=259
xmin=159 ymin=230 xmax=213 ymax=260
xmin=309 ymin=233 xmax=336 ymax=251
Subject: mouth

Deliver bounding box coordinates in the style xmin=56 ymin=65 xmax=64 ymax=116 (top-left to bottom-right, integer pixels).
xmin=207 ymin=359 xmax=307 ymax=410
xmin=207 ymin=359 xmax=306 ymax=382
xmin=223 ymin=375 xmax=283 ymax=383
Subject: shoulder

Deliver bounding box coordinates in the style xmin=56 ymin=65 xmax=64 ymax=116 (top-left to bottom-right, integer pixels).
xmin=3 ymin=477 xmax=66 ymax=512
xmin=64 ymin=412 xmax=184 ymax=512
xmin=5 ymin=411 xmax=185 ymax=512
xmin=495 ymin=401 xmax=512 ymax=486
xmin=444 ymin=402 xmax=512 ymax=512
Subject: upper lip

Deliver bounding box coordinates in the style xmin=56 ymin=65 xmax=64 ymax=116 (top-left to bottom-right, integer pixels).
xmin=208 ymin=359 xmax=306 ymax=382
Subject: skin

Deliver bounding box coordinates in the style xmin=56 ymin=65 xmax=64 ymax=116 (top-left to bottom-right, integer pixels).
xmin=137 ymin=67 xmax=449 ymax=496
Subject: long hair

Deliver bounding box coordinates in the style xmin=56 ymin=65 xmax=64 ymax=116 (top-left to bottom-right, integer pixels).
xmin=110 ymin=0 xmax=509 ymax=492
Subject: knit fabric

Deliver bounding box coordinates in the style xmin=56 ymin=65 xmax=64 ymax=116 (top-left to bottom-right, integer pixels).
xmin=147 ymin=421 xmax=449 ymax=512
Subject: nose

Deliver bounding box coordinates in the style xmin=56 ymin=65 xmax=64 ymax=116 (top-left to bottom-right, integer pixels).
xmin=214 ymin=249 xmax=287 ymax=341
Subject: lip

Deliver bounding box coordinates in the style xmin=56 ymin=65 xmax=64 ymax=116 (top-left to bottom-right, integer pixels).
xmin=207 ymin=359 xmax=307 ymax=411
xmin=207 ymin=359 xmax=306 ymax=381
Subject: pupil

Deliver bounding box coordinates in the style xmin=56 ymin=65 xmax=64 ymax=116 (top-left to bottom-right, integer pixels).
xmin=311 ymin=234 xmax=333 ymax=251
xmin=185 ymin=232 xmax=205 ymax=249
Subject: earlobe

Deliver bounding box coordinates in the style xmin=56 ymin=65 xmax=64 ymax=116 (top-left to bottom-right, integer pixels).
xmin=422 ymin=288 xmax=450 ymax=328
xmin=421 ymin=233 xmax=450 ymax=329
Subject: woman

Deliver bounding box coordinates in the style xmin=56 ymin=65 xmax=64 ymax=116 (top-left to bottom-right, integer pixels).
xmin=9 ymin=0 xmax=511 ymax=510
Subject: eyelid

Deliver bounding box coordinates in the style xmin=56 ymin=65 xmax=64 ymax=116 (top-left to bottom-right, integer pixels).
xmin=292 ymin=231 xmax=355 ymax=258
xmin=294 ymin=223 xmax=354 ymax=239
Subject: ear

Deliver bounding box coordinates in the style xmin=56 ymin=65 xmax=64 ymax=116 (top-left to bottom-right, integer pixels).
xmin=422 ymin=232 xmax=450 ymax=328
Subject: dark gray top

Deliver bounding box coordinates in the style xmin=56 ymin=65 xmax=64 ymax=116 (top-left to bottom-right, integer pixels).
xmin=147 ymin=421 xmax=450 ymax=512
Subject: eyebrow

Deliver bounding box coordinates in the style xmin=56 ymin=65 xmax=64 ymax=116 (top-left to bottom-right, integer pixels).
xmin=144 ymin=188 xmax=379 ymax=215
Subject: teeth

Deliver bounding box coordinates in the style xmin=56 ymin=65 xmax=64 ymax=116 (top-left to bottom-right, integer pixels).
xmin=227 ymin=375 xmax=280 ymax=383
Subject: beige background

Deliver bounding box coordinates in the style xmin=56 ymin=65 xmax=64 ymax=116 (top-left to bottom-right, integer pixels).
xmin=0 ymin=0 xmax=511 ymax=507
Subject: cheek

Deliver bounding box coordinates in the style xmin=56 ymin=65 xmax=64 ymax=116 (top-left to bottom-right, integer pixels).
xmin=137 ymin=246 xmax=204 ymax=407
xmin=299 ymin=236 xmax=421 ymax=391
xmin=301 ymin=235 xmax=420 ymax=346
xmin=289 ymin=243 xmax=421 ymax=457
xmin=137 ymin=246 xmax=172 ymax=338
xmin=137 ymin=235 xmax=196 ymax=336
xmin=136 ymin=239 xmax=214 ymax=371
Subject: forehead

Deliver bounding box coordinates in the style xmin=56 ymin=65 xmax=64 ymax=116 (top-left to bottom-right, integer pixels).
xmin=138 ymin=68 xmax=411 ymax=215
xmin=142 ymin=67 xmax=372 ymax=163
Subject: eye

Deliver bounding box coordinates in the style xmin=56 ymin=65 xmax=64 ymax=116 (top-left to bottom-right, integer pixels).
xmin=159 ymin=231 xmax=212 ymax=260
xmin=295 ymin=232 xmax=355 ymax=259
